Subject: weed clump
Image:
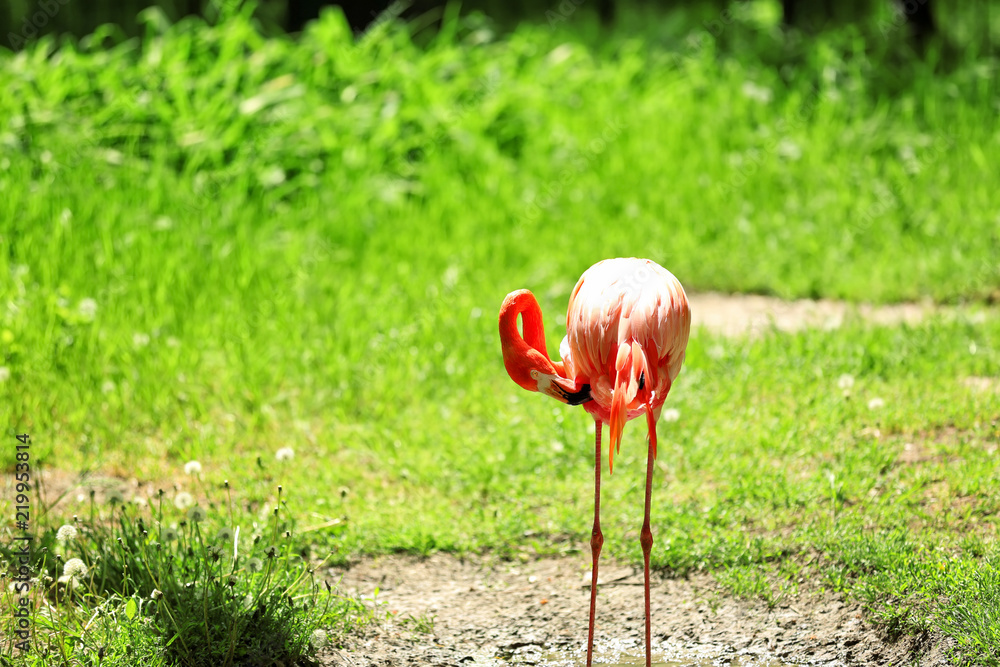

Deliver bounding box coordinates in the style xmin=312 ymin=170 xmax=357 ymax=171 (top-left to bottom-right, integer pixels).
xmin=1 ymin=468 xmax=371 ymax=667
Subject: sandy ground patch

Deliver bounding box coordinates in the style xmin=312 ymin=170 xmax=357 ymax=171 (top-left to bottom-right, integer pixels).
xmin=322 ymin=553 xmax=952 ymax=666
xmin=687 ymin=292 xmax=945 ymax=337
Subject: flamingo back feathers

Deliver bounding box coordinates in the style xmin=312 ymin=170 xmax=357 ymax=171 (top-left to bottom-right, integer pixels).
xmin=564 ymin=258 xmax=691 ymax=471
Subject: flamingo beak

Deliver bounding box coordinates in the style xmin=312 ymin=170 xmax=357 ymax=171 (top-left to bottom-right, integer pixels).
xmin=552 ymin=377 xmax=592 ymax=405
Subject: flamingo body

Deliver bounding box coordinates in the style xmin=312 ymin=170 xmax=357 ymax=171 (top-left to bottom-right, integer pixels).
xmin=498 ymin=257 xmax=690 ymax=667
xmin=562 ymin=258 xmax=690 ymax=470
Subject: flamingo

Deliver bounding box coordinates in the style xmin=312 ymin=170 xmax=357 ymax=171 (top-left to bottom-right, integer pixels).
xmin=499 ymin=258 xmax=691 ymax=667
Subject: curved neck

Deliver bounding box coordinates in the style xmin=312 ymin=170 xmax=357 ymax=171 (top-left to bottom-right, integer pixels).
xmin=499 ymin=290 xmax=550 ymax=359
xmin=499 ymin=289 xmax=560 ymax=388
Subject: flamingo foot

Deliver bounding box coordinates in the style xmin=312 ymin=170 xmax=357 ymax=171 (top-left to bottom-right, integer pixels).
xmin=587 ymin=519 xmax=603 ymax=667
xmin=640 ymin=518 xmax=652 ymax=667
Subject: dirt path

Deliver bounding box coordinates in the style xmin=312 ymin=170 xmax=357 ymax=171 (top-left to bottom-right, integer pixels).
xmin=687 ymin=292 xmax=941 ymax=337
xmin=322 ymin=554 xmax=952 ymax=666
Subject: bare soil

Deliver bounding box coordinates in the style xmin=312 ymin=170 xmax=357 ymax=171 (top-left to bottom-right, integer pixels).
xmin=687 ymin=292 xmax=940 ymax=337
xmin=321 ymin=553 xmax=953 ymax=666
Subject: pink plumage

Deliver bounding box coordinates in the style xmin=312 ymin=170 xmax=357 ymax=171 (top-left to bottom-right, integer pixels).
xmin=562 ymin=258 xmax=691 ymax=470
xmin=498 ymin=257 xmax=691 ymax=667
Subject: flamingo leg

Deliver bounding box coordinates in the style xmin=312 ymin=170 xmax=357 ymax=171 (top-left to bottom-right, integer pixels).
xmin=586 ymin=419 xmax=603 ymax=667
xmin=640 ymin=405 xmax=658 ymax=667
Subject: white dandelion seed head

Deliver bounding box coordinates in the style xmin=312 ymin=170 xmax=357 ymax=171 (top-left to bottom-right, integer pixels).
xmin=246 ymin=557 xmax=264 ymax=573
xmin=174 ymin=492 xmax=194 ymax=510
xmin=311 ymin=629 xmax=328 ymax=647
xmin=275 ymin=447 xmax=295 ymax=462
xmin=661 ymin=408 xmax=681 ymax=422
xmin=62 ymin=558 xmax=88 ymax=579
xmin=215 ymin=527 xmax=234 ymax=542
xmin=838 ymin=374 xmax=855 ymax=390
xmin=187 ymin=506 xmax=207 ymax=522
xmin=775 ymin=138 xmax=802 ymax=161
xmin=78 ymin=298 xmax=98 ymax=321
xmin=56 ymin=525 xmax=78 ymax=542
xmin=161 ymin=526 xmax=179 ymax=542
xmin=868 ymin=397 xmax=886 ymax=410
xmin=106 ymin=489 xmax=125 ymax=505
xmin=184 ymin=460 xmax=202 ymax=475
xmin=133 ymin=332 xmax=150 ymax=348
xmin=0 ymin=367 xmax=10 ymax=383
xmin=741 ymin=80 xmax=773 ymax=104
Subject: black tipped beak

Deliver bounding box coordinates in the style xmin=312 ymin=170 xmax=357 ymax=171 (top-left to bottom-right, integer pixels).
xmin=564 ymin=384 xmax=592 ymax=406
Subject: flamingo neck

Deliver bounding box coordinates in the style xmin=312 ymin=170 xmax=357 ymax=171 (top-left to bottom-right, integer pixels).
xmin=499 ymin=291 xmax=547 ymax=353
xmin=499 ymin=290 xmax=558 ymax=388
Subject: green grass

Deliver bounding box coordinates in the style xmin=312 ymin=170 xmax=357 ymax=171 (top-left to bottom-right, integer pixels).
xmin=0 ymin=1 xmax=999 ymax=665
xmin=0 ymin=465 xmax=372 ymax=666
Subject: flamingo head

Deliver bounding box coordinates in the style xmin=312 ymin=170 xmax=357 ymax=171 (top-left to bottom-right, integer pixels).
xmin=499 ymin=289 xmax=591 ymax=405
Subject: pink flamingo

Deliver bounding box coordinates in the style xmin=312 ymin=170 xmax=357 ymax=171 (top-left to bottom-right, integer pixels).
xmin=499 ymin=258 xmax=691 ymax=667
